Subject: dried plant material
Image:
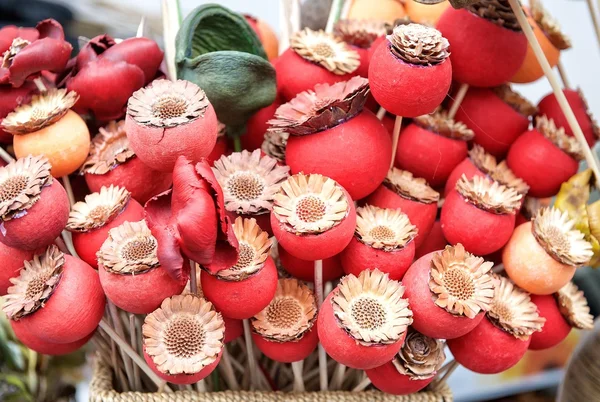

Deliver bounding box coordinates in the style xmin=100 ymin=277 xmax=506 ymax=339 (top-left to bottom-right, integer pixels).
xmin=355 ymin=205 xmax=417 ymax=251
xmin=469 ymin=145 xmax=497 ymax=175
xmin=252 ymin=278 xmax=317 ymax=342
xmin=268 ymin=76 xmax=369 ymax=137
xmin=536 ymin=115 xmax=584 ymax=160
xmin=3 ymin=245 xmax=64 ymax=320
xmin=456 ymin=175 xmax=522 ymax=214
xmin=273 ymin=173 xmax=350 ymax=235
xmin=127 ymin=79 xmax=209 ymax=128
xmin=429 ymin=244 xmax=495 ymax=319
xmin=466 ymin=0 xmax=521 ymax=31
xmin=81 ymin=120 xmax=135 ymax=175
xmin=334 ymin=19 xmax=386 ymax=48
xmin=384 ymin=18 xmax=414 ymax=35
xmin=66 ymin=186 xmax=130 ymax=232
xmin=2 ymin=89 xmax=78 ymax=135
xmin=1 ymin=38 xmax=30 ymax=68
xmin=488 ymin=275 xmax=545 ymax=340
xmin=530 ymin=0 xmax=571 ymax=50
xmin=521 ymin=197 xmax=542 ymax=221
xmin=0 ymin=155 xmax=52 ymax=221
xmin=413 ymin=110 xmax=474 ymax=141
xmin=261 ymin=130 xmax=288 ymax=163
xmin=143 ymin=295 xmax=224 ymax=376
xmin=556 ymin=282 xmax=594 ymax=330
xmin=97 ymin=220 xmax=160 ymax=274
xmin=490 ymin=161 xmax=530 ymax=196
xmin=577 ymin=89 xmax=600 ymax=141
xmin=331 ymin=269 xmax=412 ymax=346
xmin=392 ymin=328 xmax=446 ymax=380
xmin=216 ymin=217 xmax=271 ymax=281
xmin=212 ymin=150 xmax=290 ymax=215
xmin=492 ymin=85 xmax=538 ymax=117
xmin=388 ymin=23 xmax=450 ymax=66
xmin=532 ymin=207 xmax=593 ymax=266
xmin=290 ymin=28 xmax=360 ymax=75
xmin=384 ymin=168 xmax=440 ymax=204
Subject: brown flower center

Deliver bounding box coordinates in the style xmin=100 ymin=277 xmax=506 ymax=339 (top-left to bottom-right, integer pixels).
xmin=491 ymin=301 xmax=513 ymax=323
xmin=267 ymin=297 xmax=302 ymax=328
xmin=352 ymin=297 xmax=386 ymax=330
xmin=444 ymin=267 xmax=475 ymax=300
xmin=314 ymin=42 xmax=335 ymax=57
xmin=410 ymin=337 xmax=429 ymax=355
xmin=0 ymin=176 xmax=29 ymax=203
xmin=233 ymin=243 xmax=256 ymax=270
xmin=88 ymin=205 xmax=111 ymax=222
xmin=121 ymin=237 xmax=157 ymax=262
xmin=228 ymin=173 xmax=264 ymax=201
xmin=296 ymin=196 xmax=326 ymax=223
xmin=546 ymin=225 xmax=569 ymax=251
xmin=25 ymin=274 xmax=50 ymax=300
xmin=368 ymin=225 xmax=396 ymax=242
xmin=164 ymin=316 xmax=205 ymax=359
xmin=152 ymin=96 xmax=188 ymax=120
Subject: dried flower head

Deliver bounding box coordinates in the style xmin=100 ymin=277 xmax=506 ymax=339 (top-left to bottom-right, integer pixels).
xmin=556 ymin=282 xmax=594 ymax=330
xmin=2 ymin=89 xmax=78 ymax=135
xmin=2 ymin=245 xmax=64 ymax=320
xmin=355 ymin=205 xmax=417 ymax=251
xmin=532 ymin=207 xmax=593 ymax=266
xmin=334 ymin=19 xmax=387 ymax=48
xmin=521 ymin=197 xmax=542 ymax=221
xmin=261 ymin=130 xmax=288 ymax=163
xmin=0 ymin=155 xmax=52 ymax=221
xmin=492 ymin=85 xmax=538 ymax=117
xmin=487 ymin=275 xmax=545 ymax=340
xmin=536 ymin=115 xmax=584 ymax=160
xmin=66 ymin=186 xmax=130 ymax=232
xmin=392 ymin=328 xmax=446 ymax=380
xmin=96 ymin=220 xmax=159 ymax=274
xmin=216 ymin=217 xmax=271 ymax=281
xmin=384 ymin=168 xmax=440 ymax=204
xmin=252 ymin=278 xmax=317 ymax=342
xmin=466 ymin=0 xmax=521 ymax=31
xmin=212 ymin=150 xmax=289 ymax=215
xmin=384 ymin=18 xmax=414 ymax=35
xmin=290 ymin=28 xmax=360 ymax=75
xmin=429 ymin=244 xmax=495 ymax=319
xmin=127 ymin=79 xmax=209 ymax=128
xmin=1 ymin=38 xmax=30 ymax=69
xmin=273 ymin=173 xmax=350 ymax=235
xmin=414 ymin=110 xmax=474 ymax=141
xmin=490 ymin=161 xmax=530 ymax=195
xmin=530 ymin=0 xmax=571 ymax=50
xmin=387 ymin=23 xmax=450 ymax=66
xmin=268 ymin=77 xmax=369 ymax=137
xmin=81 ymin=120 xmax=135 ymax=175
xmin=469 ymin=145 xmax=497 ymax=175
xmin=456 ymin=175 xmax=522 ymax=214
xmin=143 ymin=295 xmax=224 ymax=376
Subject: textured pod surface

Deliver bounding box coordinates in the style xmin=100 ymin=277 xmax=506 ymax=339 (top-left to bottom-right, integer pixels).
xmin=278 ymin=244 xmax=344 ymax=282
xmin=0 ymin=243 xmax=34 ymax=295
xmin=529 ymin=294 xmax=571 ymax=350
xmin=12 ymin=323 xmax=93 ymax=356
xmin=252 ymin=325 xmax=319 ymax=363
xmin=366 ymin=361 xmax=434 ymax=395
xmin=144 ymin=348 xmax=221 ymax=385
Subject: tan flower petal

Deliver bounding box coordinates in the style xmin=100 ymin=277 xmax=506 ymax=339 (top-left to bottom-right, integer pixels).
xmin=355 ymin=205 xmax=417 ymax=250
xmin=536 ymin=115 xmax=583 ymax=160
xmin=455 ymin=174 xmax=522 ymax=214
xmin=530 ymin=0 xmax=571 ymax=50
xmin=67 ymin=185 xmax=130 ymax=232
xmin=468 ymin=145 xmax=497 ymax=175
xmin=413 ymin=110 xmax=474 ymax=141
xmin=392 ymin=328 xmax=446 ymax=380
xmin=492 ymin=85 xmax=538 ymax=117
xmin=490 ymin=161 xmax=530 ymax=196
xmin=334 ymin=19 xmax=386 ymax=48
xmin=261 ymin=130 xmax=288 ymax=163
xmin=384 ymin=168 xmax=439 ymax=204
xmin=466 ymin=0 xmax=522 ymax=31
xmin=291 ymin=28 xmax=359 ymax=75
xmin=556 ymin=282 xmax=594 ymax=330
xmin=80 ymin=120 xmax=135 ymax=175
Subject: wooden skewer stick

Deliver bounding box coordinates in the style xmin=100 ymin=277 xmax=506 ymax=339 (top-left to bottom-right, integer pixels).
xmin=291 ymin=361 xmax=305 ymax=392
xmin=556 ymin=60 xmax=571 ymax=89
xmin=390 ymin=116 xmax=403 ymax=170
xmin=376 ymin=107 xmax=387 ymax=121
xmin=352 ymin=375 xmax=371 ymax=392
xmin=62 ymin=176 xmax=75 ymax=206
xmin=219 ymin=347 xmax=240 ymax=390
xmin=448 ymin=83 xmax=469 ymax=120
xmin=189 ymin=261 xmax=198 ymax=295
xmin=161 ymin=0 xmax=180 ymax=81
xmin=136 ymin=16 xmax=146 ymax=38
xmin=129 ymin=315 xmax=141 ymax=391
xmin=586 ymin=0 xmax=600 ymax=48
xmin=108 ymin=302 xmax=134 ymax=390
xmin=330 ymin=363 xmax=346 ymax=390
xmin=433 ymin=360 xmax=458 ymax=387
xmin=314 ymin=259 xmax=329 ymax=391
xmin=325 ymin=0 xmax=344 ymax=34
xmin=243 ymin=319 xmax=259 ymax=390
xmin=0 ymin=147 xmax=14 ymax=164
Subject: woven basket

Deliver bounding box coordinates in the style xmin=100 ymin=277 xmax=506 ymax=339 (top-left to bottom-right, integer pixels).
xmin=90 ymin=358 xmax=453 ymax=402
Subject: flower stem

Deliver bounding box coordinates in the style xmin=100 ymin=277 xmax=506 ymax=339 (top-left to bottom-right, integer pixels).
xmin=448 ymin=83 xmax=469 ymax=120
xmin=233 ymin=135 xmax=242 ymax=152
xmin=314 ymin=259 xmax=328 ymax=391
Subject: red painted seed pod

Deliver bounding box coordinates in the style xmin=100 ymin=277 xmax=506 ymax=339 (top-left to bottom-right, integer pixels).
xmin=369 ymin=24 xmax=451 ymax=117
xmin=125 ymin=79 xmax=218 ymax=172
xmin=0 ymin=242 xmax=34 ymax=296
xmin=12 ymin=324 xmax=93 ymax=356
xmin=277 ymin=243 xmax=344 ymax=282
xmin=436 ymin=5 xmax=528 ymax=87
xmin=403 ymin=245 xmax=494 ymax=339
xmin=5 ymin=246 xmax=105 ymax=344
xmin=441 ymin=175 xmax=520 ymax=255
xmin=415 ymin=220 xmax=447 ymax=259
xmin=241 ymin=98 xmax=281 ymax=151
xmin=447 ymin=276 xmax=545 ymax=374
xmin=224 ymin=317 xmax=243 ymax=344
xmin=270 ymin=174 xmax=356 ymax=261
xmin=318 ymin=269 xmax=412 ymax=369
xmin=333 ymin=20 xmax=387 ymax=78
xmin=507 ymin=116 xmax=581 ymax=198
xmin=365 ymin=169 xmax=439 ymax=249
xmin=340 ymin=205 xmax=417 ymax=280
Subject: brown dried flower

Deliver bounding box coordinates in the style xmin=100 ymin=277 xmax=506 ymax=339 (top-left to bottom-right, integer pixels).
xmin=261 ymin=130 xmax=288 ymax=163
xmin=355 ymin=205 xmax=417 ymax=251
xmin=388 ymin=23 xmax=450 ymax=66
xmin=466 ymin=0 xmax=521 ymax=31
xmin=536 ymin=115 xmax=584 ymax=161
xmin=556 ymin=282 xmax=594 ymax=330
xmin=290 ymin=28 xmax=360 ymax=75
xmin=413 ymin=110 xmax=474 ymax=141
xmin=469 ymin=145 xmax=497 ymax=175
xmin=1 ymin=38 xmax=30 ymax=69
xmin=492 ymin=85 xmax=538 ymax=117
xmin=66 ymin=185 xmax=130 ymax=232
xmin=392 ymin=328 xmax=446 ymax=380
xmin=456 ymin=175 xmax=522 ymax=214
xmin=80 ymin=120 xmax=135 ymax=175
xmin=334 ymin=19 xmax=386 ymax=48
xmin=490 ymin=161 xmax=530 ymax=196
xmin=530 ymin=0 xmax=571 ymax=50
xmin=384 ymin=168 xmax=440 ymax=204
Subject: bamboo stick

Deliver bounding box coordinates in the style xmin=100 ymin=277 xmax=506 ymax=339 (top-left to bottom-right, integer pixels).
xmin=129 ymin=315 xmax=141 ymax=391
xmin=556 ymin=60 xmax=571 ymax=89
xmin=243 ymin=319 xmax=259 ymax=390
xmin=291 ymin=361 xmax=305 ymax=391
xmin=448 ymin=83 xmax=469 ymax=119
xmin=390 ymin=116 xmax=403 ymax=170
xmin=219 ymin=347 xmax=240 ymax=390
xmin=586 ymin=0 xmax=600 ymax=47
xmin=325 ymin=0 xmax=344 ymax=34
xmin=314 ymin=259 xmax=328 ymax=391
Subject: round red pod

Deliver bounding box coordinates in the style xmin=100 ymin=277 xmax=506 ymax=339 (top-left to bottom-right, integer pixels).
xmin=252 ymin=327 xmax=318 ymax=363
xmin=365 ymin=169 xmax=439 ymax=249
xmin=415 ymin=220 xmax=447 ymax=259
xmin=529 ymin=294 xmax=571 ymax=350
xmin=277 ymin=243 xmax=344 ymax=282
xmin=12 ymin=324 xmax=93 ymax=356
xmin=444 ymin=145 xmax=499 ymax=197
xmin=506 ymin=117 xmax=580 ymax=198
xmin=125 ymin=79 xmax=218 ymax=172
xmin=241 ymin=98 xmax=281 ymax=151
xmin=224 ymin=316 xmax=243 ymax=344
xmin=367 ymin=363 xmax=434 ymax=395
xmin=7 ymin=246 xmax=105 ymax=344
xmin=333 ymin=20 xmax=387 ymax=78
xmin=0 ymin=242 xmax=34 ymax=296
xmin=436 ymin=7 xmax=527 ymax=87
xmin=144 ymin=348 xmax=221 ymax=385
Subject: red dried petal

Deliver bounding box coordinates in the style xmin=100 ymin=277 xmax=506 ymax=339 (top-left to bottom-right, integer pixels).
xmin=171 ymin=156 xmax=210 ymax=212
xmin=36 ymin=19 xmax=65 ymax=41
xmin=175 ymin=191 xmax=218 ymax=266
xmin=144 ymin=189 xmax=173 ymax=227
xmin=0 ymin=26 xmax=38 ymax=54
xmin=100 ymin=37 xmax=163 ymax=83
xmin=8 ymin=38 xmax=72 ymax=87
xmin=77 ymin=34 xmax=116 ymax=71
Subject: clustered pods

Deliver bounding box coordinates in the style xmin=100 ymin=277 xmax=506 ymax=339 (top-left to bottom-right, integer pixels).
xmin=333 ymin=20 xmax=386 ymax=77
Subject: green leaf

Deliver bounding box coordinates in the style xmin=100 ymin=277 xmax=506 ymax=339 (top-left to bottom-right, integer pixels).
xmin=0 ymin=341 xmax=26 ymax=371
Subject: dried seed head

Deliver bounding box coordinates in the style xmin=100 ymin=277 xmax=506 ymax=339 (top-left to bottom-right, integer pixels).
xmin=334 ymin=19 xmax=386 ymax=49
xmin=392 ymin=328 xmax=446 ymax=380
xmin=67 ymin=185 xmax=130 ymax=232
xmin=97 ymin=220 xmax=160 ymax=274
xmin=268 ymin=76 xmax=370 ymax=137
xmin=413 ymin=110 xmax=474 ymax=141
xmin=429 ymin=244 xmax=495 ymax=319
xmin=252 ymin=278 xmax=317 ymax=342
xmin=456 ymin=174 xmax=522 ymax=214
xmin=384 ymin=168 xmax=440 ymax=204
xmin=532 ymin=207 xmax=593 ymax=266
xmin=216 ymin=217 xmax=271 ymax=281
xmin=0 ymin=155 xmax=52 ymax=221
xmin=2 ymin=245 xmax=64 ymax=320
xmin=384 ymin=18 xmax=414 ymax=35
xmin=143 ymin=295 xmax=224 ymax=376
xmin=261 ymin=130 xmax=288 ymax=163
xmin=2 ymin=89 xmax=78 ymax=135
xmin=273 ymin=173 xmax=350 ymax=235
xmin=466 ymin=0 xmax=521 ymax=31
xmin=290 ymin=28 xmax=360 ymax=75
xmin=492 ymin=85 xmax=538 ymax=117
xmin=212 ymin=150 xmax=290 ymax=215
xmin=536 ymin=115 xmax=584 ymax=160
xmin=555 ymin=282 xmax=594 ymax=330
xmin=489 ymin=161 xmax=530 ymax=196
xmin=331 ymin=269 xmax=413 ymax=346
xmin=530 ymin=0 xmax=571 ymax=50
xmin=387 ymin=23 xmax=449 ymax=66
xmin=487 ymin=275 xmax=545 ymax=340
xmin=127 ymin=80 xmax=209 ymax=128
xmin=469 ymin=145 xmax=497 ymax=175
xmin=355 ymin=205 xmax=417 ymax=251
xmin=81 ymin=121 xmax=135 ymax=175
xmin=1 ymin=38 xmax=30 ymax=68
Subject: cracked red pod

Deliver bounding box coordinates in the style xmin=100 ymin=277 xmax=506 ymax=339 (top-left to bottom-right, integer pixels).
xmin=277 ymin=242 xmax=344 ymax=283
xmin=0 ymin=155 xmax=69 ymax=250
xmin=0 ymin=83 xmax=37 ymax=143
xmin=11 ymin=323 xmax=93 ymax=356
xmin=144 ymin=156 xmax=239 ymax=282
xmin=66 ymin=185 xmax=144 ymax=268
xmin=4 ymin=245 xmax=105 ymax=344
xmin=447 ymin=275 xmax=545 ymax=374
xmin=0 ymin=242 xmax=34 ymax=296
xmin=0 ymin=19 xmax=72 ymax=88
xmin=334 ymin=19 xmax=387 ymax=77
